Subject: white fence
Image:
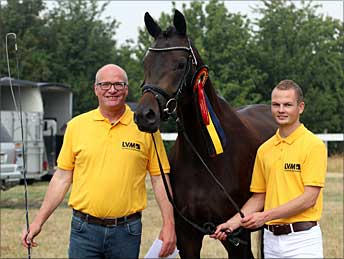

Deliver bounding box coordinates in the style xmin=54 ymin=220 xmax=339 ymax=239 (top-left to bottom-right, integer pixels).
xmin=161 ymin=133 xmax=344 ymax=145
xmin=315 ymin=133 xmax=344 ymax=142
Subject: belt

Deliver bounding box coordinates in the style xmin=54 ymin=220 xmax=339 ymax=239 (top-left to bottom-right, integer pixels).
xmin=73 ymin=209 xmax=141 ymax=226
xmin=264 ymin=221 xmax=317 ymax=235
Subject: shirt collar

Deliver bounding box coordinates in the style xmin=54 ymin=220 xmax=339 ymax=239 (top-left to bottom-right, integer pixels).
xmin=92 ymin=105 xmax=132 ymax=125
xmin=274 ymin=124 xmax=305 ymax=145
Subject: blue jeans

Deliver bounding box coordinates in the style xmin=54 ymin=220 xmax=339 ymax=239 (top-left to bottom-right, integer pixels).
xmin=68 ymin=214 xmax=142 ymax=259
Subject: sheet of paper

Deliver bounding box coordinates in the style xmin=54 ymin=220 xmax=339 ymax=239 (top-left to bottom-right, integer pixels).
xmin=144 ymin=239 xmax=179 ymax=258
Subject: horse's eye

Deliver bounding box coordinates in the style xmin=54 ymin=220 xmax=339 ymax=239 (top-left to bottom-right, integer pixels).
xmin=175 ymin=61 xmax=186 ymax=70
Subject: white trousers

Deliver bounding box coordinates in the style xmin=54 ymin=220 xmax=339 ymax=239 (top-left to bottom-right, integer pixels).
xmin=263 ymin=225 xmax=323 ymax=258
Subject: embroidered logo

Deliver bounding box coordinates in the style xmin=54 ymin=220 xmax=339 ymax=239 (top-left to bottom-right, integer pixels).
xmin=122 ymin=141 xmax=141 ymax=151
xmin=284 ymin=163 xmax=301 ymax=172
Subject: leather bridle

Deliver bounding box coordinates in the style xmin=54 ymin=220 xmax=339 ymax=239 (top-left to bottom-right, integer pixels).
xmin=141 ymin=38 xmax=196 ymax=120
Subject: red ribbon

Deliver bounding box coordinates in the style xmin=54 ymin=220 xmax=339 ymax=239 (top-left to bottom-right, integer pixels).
xmin=193 ymin=67 xmax=209 ymax=125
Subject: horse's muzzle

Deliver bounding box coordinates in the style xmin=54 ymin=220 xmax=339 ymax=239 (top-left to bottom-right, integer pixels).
xmin=134 ymin=107 xmax=160 ymax=133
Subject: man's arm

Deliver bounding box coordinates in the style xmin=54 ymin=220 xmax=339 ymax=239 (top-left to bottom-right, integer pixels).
xmin=150 ymin=174 xmax=176 ymax=257
xmin=242 ymin=186 xmax=321 ymax=229
xmin=21 ymin=168 xmax=72 ymax=248
xmin=210 ymin=192 xmax=265 ymax=240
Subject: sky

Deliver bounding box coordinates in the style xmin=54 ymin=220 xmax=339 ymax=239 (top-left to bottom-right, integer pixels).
xmin=99 ymin=0 xmax=344 ymax=45
xmin=44 ymin=1 xmax=343 ymax=45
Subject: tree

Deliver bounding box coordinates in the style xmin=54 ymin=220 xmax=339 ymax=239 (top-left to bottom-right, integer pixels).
xmin=3 ymin=0 xmax=342 ymax=133
xmin=136 ymin=1 xmax=263 ymax=107
xmin=202 ymin=0 xmax=264 ymax=106
xmin=113 ymin=40 xmax=143 ymax=102
xmin=1 ymin=0 xmax=122 ymax=115
xmin=44 ymin=0 xmax=119 ymax=114
xmin=252 ymin=0 xmax=344 ymax=132
xmin=0 ymin=0 xmax=49 ymax=79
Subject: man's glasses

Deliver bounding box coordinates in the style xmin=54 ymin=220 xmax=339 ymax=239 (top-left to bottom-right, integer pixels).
xmin=96 ymin=81 xmax=127 ymax=91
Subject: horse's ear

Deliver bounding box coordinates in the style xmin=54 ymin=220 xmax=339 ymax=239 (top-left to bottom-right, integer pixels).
xmin=173 ymin=9 xmax=186 ymax=35
xmin=144 ymin=12 xmax=161 ymax=39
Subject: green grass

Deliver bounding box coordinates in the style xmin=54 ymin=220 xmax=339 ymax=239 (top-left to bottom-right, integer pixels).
xmin=327 ymin=154 xmax=344 ymax=173
xmin=1 ymin=173 xmax=342 ymax=258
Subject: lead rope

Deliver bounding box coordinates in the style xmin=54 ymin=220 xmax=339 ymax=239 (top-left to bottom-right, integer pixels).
xmin=151 ymin=133 xmax=210 ymax=235
xmin=6 ymin=33 xmax=31 ymax=259
xmin=151 ymin=133 xmax=247 ymax=246
xmin=175 ymin=117 xmax=245 ymax=218
xmin=174 ymin=117 xmax=248 ymax=246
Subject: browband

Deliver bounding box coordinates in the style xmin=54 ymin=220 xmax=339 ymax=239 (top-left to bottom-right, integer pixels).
xmin=148 ymin=46 xmax=190 ymax=52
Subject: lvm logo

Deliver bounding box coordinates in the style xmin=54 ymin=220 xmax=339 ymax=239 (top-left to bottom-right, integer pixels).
xmin=284 ymin=163 xmax=301 ymax=172
xmin=122 ymin=141 xmax=141 ymax=151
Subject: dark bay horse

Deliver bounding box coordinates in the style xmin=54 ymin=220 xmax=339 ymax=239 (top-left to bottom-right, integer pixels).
xmin=134 ymin=10 xmax=277 ymax=259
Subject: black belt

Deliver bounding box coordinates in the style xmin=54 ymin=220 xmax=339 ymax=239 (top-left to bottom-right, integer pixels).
xmin=264 ymin=221 xmax=317 ymax=235
xmin=73 ymin=209 xmax=141 ymax=226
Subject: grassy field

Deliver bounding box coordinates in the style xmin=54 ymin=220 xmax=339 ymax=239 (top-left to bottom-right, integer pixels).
xmin=1 ymin=156 xmax=343 ymax=258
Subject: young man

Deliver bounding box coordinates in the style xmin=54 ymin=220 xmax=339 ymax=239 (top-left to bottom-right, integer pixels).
xmin=211 ymin=80 xmax=327 ymax=258
xmin=21 ymin=64 xmax=176 ymax=258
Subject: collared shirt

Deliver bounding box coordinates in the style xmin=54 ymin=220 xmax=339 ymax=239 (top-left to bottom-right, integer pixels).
xmin=250 ymin=124 xmax=327 ymax=224
xmin=57 ymin=105 xmax=170 ymax=218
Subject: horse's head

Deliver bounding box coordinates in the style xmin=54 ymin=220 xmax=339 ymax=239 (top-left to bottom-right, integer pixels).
xmin=134 ymin=10 xmax=200 ymax=133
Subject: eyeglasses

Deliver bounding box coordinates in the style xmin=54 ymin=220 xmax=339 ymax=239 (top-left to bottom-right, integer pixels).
xmin=96 ymin=81 xmax=127 ymax=90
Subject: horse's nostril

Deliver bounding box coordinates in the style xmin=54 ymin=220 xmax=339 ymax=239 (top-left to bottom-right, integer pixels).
xmin=145 ymin=109 xmax=156 ymax=122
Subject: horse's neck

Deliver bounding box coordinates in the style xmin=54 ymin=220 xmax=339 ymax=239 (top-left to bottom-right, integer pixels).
xmin=179 ymin=80 xmax=253 ymax=144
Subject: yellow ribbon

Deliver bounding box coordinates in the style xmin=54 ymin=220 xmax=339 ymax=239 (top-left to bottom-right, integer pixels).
xmin=206 ymin=111 xmax=223 ymax=155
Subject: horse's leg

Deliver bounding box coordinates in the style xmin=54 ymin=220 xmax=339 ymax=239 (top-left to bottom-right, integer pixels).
xmin=221 ymin=229 xmax=254 ymax=259
xmin=175 ymin=220 xmax=203 ymax=259
xmin=177 ymin=232 xmax=203 ymax=259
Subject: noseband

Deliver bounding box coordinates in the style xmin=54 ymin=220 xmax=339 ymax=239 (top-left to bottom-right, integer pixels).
xmin=142 ymin=38 xmax=197 ymax=120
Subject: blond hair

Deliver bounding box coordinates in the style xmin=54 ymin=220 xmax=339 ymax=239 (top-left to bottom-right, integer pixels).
xmin=273 ymin=80 xmax=304 ymax=103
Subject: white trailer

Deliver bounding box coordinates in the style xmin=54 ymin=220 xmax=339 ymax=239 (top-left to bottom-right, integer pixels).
xmin=0 ymin=77 xmax=72 ymax=180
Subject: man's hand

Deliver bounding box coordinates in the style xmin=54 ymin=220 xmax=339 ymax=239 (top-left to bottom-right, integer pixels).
xmin=20 ymin=169 xmax=72 ymax=250
xmin=241 ymin=212 xmax=267 ymax=229
xmin=158 ymin=223 xmax=177 ymax=257
xmin=21 ymin=222 xmax=41 ymax=248
xmin=210 ymin=216 xmax=241 ymax=241
xmin=150 ymin=174 xmax=177 ymax=257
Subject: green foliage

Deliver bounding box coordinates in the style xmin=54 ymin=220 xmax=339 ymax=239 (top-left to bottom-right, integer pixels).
xmin=113 ymin=42 xmax=143 ymax=102
xmin=178 ymin=0 xmax=265 ymax=106
xmin=303 ymin=86 xmax=342 ymax=132
xmin=1 ymin=0 xmax=343 ymax=134
xmin=1 ymin=0 xmax=119 ymax=115
xmin=0 ymin=0 xmax=48 ymax=79
xmin=251 ymin=0 xmax=343 ymax=132
xmin=44 ymin=0 xmax=119 ymax=115
xmin=163 ymin=140 xmax=175 ymax=155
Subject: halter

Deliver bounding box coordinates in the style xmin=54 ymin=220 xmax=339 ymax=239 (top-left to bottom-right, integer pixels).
xmin=142 ymin=38 xmax=197 ymax=120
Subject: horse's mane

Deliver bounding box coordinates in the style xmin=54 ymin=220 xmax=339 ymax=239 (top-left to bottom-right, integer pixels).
xmin=157 ymin=26 xmax=252 ymax=138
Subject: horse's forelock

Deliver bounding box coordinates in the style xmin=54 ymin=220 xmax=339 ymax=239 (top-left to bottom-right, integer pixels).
xmin=162 ymin=26 xmax=176 ymax=39
xmin=160 ymin=26 xmax=189 ymax=40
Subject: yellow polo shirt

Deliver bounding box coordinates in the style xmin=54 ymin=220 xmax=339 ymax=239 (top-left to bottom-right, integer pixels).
xmin=57 ymin=105 xmax=170 ymax=218
xmin=250 ymin=124 xmax=327 ymax=224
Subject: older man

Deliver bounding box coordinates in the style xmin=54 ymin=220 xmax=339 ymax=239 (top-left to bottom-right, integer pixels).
xmin=22 ymin=64 xmax=176 ymax=258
